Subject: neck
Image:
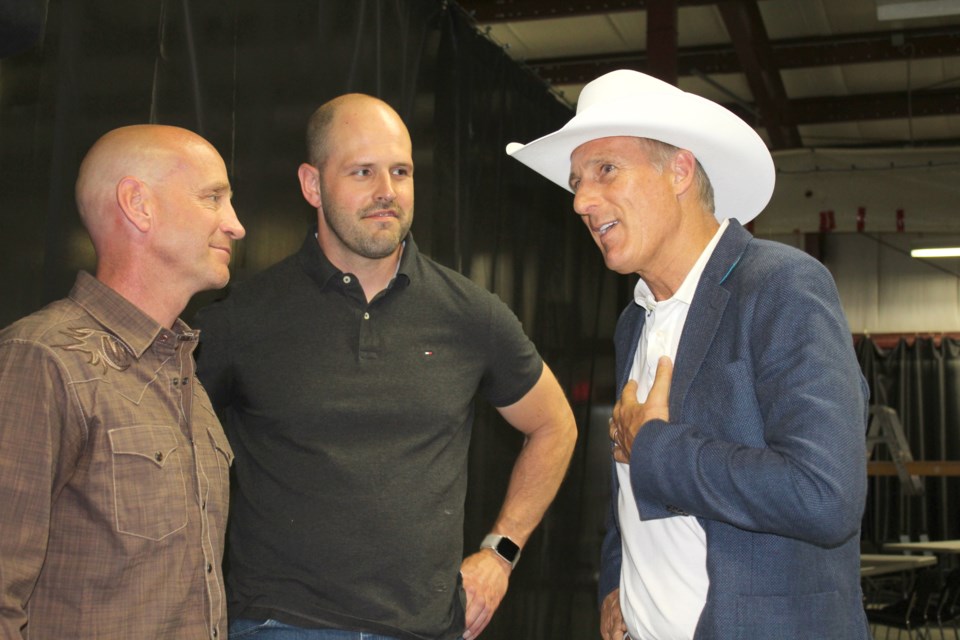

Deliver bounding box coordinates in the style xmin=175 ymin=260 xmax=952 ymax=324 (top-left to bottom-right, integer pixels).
xmin=96 ymin=265 xmax=185 ymax=329
xmin=642 ymin=209 xmax=720 ymax=301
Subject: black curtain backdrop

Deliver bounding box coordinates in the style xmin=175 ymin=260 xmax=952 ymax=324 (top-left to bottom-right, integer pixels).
xmin=0 ymin=1 xmax=632 ymax=638
xmin=858 ymin=337 xmax=960 ymax=547
xmin=10 ymin=2 xmax=958 ymax=636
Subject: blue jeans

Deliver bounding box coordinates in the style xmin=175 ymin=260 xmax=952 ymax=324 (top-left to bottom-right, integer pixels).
xmin=229 ymin=618 xmax=400 ymax=640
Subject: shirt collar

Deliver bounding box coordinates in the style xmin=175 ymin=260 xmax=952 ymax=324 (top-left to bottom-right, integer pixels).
xmin=634 ymin=218 xmax=730 ymax=311
xmin=68 ymin=271 xmax=185 ymax=358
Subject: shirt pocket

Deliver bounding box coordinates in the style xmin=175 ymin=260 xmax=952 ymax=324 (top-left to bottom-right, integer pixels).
xmin=108 ymin=425 xmax=189 ymax=540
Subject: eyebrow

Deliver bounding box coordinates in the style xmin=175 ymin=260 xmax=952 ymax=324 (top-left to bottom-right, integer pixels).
xmin=568 ymin=157 xmax=605 ymax=187
xmin=207 ymin=182 xmax=232 ymax=194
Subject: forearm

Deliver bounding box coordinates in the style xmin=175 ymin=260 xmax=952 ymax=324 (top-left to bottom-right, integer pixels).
xmin=629 ymin=258 xmax=869 ymax=546
xmin=460 ymin=396 xmax=575 ymax=639
xmin=491 ymin=419 xmax=575 ymax=544
xmin=492 ymin=364 xmax=576 ymax=545
xmin=631 ymin=419 xmax=866 ymax=546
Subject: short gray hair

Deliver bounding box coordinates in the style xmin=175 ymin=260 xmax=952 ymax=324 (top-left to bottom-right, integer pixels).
xmin=637 ymin=138 xmax=715 ymax=214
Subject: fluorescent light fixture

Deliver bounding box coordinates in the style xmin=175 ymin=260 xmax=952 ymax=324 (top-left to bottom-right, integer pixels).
xmin=876 ymin=0 xmax=960 ymax=20
xmin=911 ymin=247 xmax=960 ymax=258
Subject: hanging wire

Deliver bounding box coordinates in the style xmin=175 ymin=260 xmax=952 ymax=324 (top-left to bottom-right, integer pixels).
xmin=149 ymin=0 xmax=168 ymax=124
xmin=181 ymin=0 xmax=204 ymax=134
xmin=229 ymin=0 xmax=239 ymax=176
xmin=903 ymin=41 xmax=916 ymax=146
xmin=774 ymin=158 xmax=960 ymax=175
xmin=861 ymin=232 xmax=960 ymax=280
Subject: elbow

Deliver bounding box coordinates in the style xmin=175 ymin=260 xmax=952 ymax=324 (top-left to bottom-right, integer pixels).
xmin=795 ymin=480 xmax=867 ymax=548
xmin=561 ymin=414 xmax=578 ymax=458
xmin=808 ymin=507 xmax=863 ymax=548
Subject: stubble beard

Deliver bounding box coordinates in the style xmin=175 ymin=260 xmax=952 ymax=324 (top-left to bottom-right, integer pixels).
xmin=324 ymin=201 xmax=413 ymax=260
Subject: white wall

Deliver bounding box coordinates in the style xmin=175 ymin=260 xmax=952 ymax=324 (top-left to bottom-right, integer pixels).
xmin=761 ymin=231 xmax=960 ymax=333
xmin=748 ymin=146 xmax=960 ymax=334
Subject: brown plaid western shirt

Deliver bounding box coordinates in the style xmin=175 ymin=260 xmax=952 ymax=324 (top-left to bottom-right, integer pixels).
xmin=0 ymin=272 xmax=231 ymax=639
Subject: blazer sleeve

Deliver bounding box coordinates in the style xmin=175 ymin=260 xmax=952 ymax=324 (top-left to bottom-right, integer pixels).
xmin=598 ymin=486 xmax=623 ymax=605
xmin=627 ymin=250 xmax=868 ymax=548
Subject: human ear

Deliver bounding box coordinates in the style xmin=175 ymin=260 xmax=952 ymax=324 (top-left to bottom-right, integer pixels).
xmin=671 ymin=150 xmax=697 ymax=196
xmin=297 ymin=163 xmax=323 ymax=208
xmin=116 ymin=177 xmax=152 ymax=232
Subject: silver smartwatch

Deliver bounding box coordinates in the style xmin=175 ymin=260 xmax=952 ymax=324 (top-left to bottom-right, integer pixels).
xmin=480 ymin=533 xmax=521 ymax=568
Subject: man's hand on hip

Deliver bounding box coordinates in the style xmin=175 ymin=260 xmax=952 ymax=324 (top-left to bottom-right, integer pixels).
xmin=460 ymin=549 xmax=511 ymax=639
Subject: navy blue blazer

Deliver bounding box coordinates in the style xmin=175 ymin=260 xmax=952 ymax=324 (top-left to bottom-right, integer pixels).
xmin=599 ymin=221 xmax=870 ymax=639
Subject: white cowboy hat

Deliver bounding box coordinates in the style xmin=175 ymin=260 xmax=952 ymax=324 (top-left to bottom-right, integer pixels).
xmin=506 ymin=69 xmax=775 ymax=224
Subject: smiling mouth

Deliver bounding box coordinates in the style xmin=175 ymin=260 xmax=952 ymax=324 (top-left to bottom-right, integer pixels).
xmin=598 ymin=221 xmax=619 ymax=236
xmin=364 ymin=210 xmax=398 ymax=220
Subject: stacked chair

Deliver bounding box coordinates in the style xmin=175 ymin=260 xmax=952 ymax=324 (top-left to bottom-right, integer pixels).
xmin=867 ymin=568 xmax=960 ymax=639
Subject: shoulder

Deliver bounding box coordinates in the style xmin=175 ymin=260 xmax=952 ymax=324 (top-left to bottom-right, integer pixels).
xmin=744 ymin=236 xmax=819 ymax=268
xmin=195 ymin=253 xmax=302 ymax=325
xmin=727 ymin=238 xmax=849 ymax=338
xmin=231 ymin=252 xmax=305 ymax=302
xmin=410 ymin=253 xmax=507 ymax=314
xmin=733 ymin=237 xmax=835 ymax=291
xmin=0 ymin=299 xmax=88 ymax=386
xmin=0 ymin=298 xmax=82 ymax=348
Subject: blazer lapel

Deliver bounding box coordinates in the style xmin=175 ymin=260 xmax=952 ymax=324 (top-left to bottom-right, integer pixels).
xmin=616 ymin=306 xmax=646 ymax=393
xmin=670 ymin=222 xmax=752 ymax=416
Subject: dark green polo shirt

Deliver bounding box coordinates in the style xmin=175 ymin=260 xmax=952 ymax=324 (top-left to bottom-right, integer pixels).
xmin=195 ymin=229 xmax=543 ymax=640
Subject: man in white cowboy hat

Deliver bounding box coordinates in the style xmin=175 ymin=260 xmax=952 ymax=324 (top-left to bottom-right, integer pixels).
xmin=508 ymin=70 xmax=870 ymax=639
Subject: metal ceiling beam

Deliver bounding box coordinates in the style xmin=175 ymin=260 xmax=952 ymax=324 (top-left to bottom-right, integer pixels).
xmin=646 ymin=0 xmax=678 ymax=84
xmin=457 ymin=0 xmax=713 ymax=23
xmin=525 ymin=26 xmax=960 ymax=84
xmin=721 ymin=86 xmax=960 ymax=127
xmin=716 ymin=0 xmax=800 ymax=149
xmin=786 ymin=87 xmax=960 ymax=126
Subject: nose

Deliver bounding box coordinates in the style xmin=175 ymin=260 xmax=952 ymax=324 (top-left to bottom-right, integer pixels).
xmin=221 ymin=200 xmax=246 ymax=240
xmin=374 ymin=171 xmax=397 ymax=204
xmin=572 ymin=183 xmax=596 ymax=217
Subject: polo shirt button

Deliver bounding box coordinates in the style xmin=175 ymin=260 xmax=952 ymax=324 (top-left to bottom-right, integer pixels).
xmin=212 ymin=628 xmax=218 ymax=638
xmin=343 ymin=275 xmax=351 ymax=284
xmin=207 ymin=563 xmax=213 ymax=573
xmin=363 ymin=312 xmax=370 ymax=320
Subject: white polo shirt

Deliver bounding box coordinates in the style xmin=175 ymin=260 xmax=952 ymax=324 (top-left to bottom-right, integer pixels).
xmin=618 ymin=219 xmax=728 ymax=640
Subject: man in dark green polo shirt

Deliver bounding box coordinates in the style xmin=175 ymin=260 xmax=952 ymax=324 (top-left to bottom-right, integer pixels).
xmin=194 ymin=94 xmax=577 ymax=640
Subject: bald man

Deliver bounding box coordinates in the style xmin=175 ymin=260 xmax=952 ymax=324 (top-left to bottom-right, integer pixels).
xmin=194 ymin=94 xmax=577 ymax=640
xmin=0 ymin=125 xmax=245 ymax=639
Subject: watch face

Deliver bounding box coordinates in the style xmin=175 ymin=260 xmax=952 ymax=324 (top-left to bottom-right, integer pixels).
xmin=495 ymin=536 xmax=520 ymax=561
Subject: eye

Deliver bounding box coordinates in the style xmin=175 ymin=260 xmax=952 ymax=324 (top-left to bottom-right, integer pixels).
xmin=569 ymin=178 xmax=580 ymax=192
xmin=600 ymin=163 xmax=615 ymax=174
xmin=392 ymin=166 xmax=411 ymax=177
